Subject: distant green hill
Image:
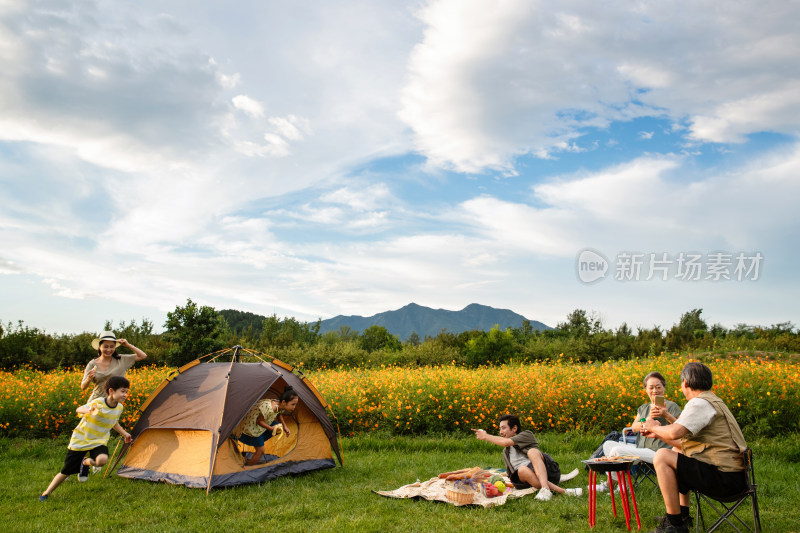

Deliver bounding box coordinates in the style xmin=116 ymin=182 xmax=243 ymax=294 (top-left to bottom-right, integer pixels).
xmin=318 ymin=303 xmax=550 ymax=340
xmin=220 ymin=303 xmax=550 ymax=340
xmin=218 ymin=309 xmax=267 ymax=335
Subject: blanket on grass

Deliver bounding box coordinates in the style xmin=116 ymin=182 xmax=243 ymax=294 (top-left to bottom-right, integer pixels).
xmin=374 ymin=468 xmax=580 ymax=508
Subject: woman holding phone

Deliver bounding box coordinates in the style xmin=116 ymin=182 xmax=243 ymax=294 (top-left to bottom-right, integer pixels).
xmin=601 ymin=371 xmax=681 ymax=462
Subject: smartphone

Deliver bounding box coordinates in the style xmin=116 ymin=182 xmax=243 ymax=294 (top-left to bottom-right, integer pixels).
xmin=654 ymin=395 xmax=665 ymax=407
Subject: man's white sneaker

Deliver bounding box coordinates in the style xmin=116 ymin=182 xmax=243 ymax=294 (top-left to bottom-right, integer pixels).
xmin=588 ymin=481 xmax=618 ymax=494
xmin=92 ymin=466 xmax=102 ymax=474
xmin=535 ymin=488 xmax=553 ymax=501
xmin=565 ymin=488 xmax=583 ymax=497
xmin=593 ymin=481 xmax=609 ymax=493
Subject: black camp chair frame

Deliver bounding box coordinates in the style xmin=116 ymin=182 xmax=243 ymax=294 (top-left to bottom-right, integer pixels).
xmin=693 ymin=447 xmax=761 ymax=533
xmin=631 ymin=460 xmax=658 ymax=489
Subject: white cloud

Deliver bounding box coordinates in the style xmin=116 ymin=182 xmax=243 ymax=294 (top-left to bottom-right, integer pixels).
xmin=688 ymin=82 xmax=800 ymax=143
xmin=401 ymin=0 xmax=800 ymax=173
xmin=263 ymin=183 xmax=399 ymax=232
xmin=0 ymin=258 xmax=22 ymax=274
xmin=616 ymin=63 xmax=674 ymax=89
xmin=216 ymin=70 xmax=240 ymax=89
xmin=232 ymin=94 xmax=265 ymax=117
xmin=320 ymin=184 xmax=394 ymax=211
xmin=227 ymin=114 xmax=312 ymax=158
xmin=262 ymin=133 xmax=291 ymax=157
xmin=0 ymin=0 xmax=418 ymax=217
xmin=534 ymin=157 xmax=680 ymax=223
xmin=458 ymin=144 xmax=800 ymax=258
xmin=268 ymin=115 xmax=309 ymax=141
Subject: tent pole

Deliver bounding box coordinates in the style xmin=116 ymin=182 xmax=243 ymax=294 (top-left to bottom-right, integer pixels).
xmin=103 ymin=437 xmax=123 ymax=479
xmin=328 ymin=405 xmax=345 ymax=466
xmin=108 ymin=439 xmax=130 ymax=473
xmin=206 ymin=433 xmax=220 ymax=495
xmin=206 ymin=356 xmax=240 ymax=493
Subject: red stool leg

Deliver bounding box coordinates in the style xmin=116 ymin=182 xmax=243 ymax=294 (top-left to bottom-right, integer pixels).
xmin=608 ymin=472 xmax=617 ymax=517
xmin=589 ymin=470 xmax=597 ymax=528
xmin=617 ymin=470 xmax=631 ymax=531
xmin=626 ymin=470 xmax=642 ymax=530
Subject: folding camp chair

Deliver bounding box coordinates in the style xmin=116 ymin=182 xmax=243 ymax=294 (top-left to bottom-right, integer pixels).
xmin=631 ymin=460 xmax=658 ymax=489
xmin=621 ymin=427 xmax=658 ymax=489
xmin=693 ymin=447 xmax=761 ymax=533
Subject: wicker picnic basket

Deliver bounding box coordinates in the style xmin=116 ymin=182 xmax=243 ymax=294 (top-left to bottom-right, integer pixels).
xmin=445 ymin=481 xmax=477 ymax=504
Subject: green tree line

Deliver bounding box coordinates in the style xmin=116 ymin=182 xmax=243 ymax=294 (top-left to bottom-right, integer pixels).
xmin=1 ymin=301 xmax=798 ymax=371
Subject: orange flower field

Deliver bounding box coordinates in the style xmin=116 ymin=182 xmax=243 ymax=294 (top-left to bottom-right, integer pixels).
xmin=1 ymin=354 xmax=797 ymax=439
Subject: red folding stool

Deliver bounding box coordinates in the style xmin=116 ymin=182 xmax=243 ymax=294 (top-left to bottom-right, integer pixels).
xmin=584 ymin=458 xmax=642 ymax=531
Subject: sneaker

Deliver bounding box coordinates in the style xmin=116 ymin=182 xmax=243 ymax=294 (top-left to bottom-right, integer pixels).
xmin=588 ymin=481 xmax=619 ymax=494
xmin=38 ymin=494 xmax=48 ymax=502
xmin=654 ymin=514 xmax=693 ymax=530
xmin=535 ymin=487 xmax=553 ymax=501
xmin=92 ymin=466 xmax=102 ymax=474
xmin=652 ymin=515 xmax=690 ymax=533
xmin=565 ymin=487 xmax=583 ymax=497
xmin=78 ymin=461 xmax=90 ymax=482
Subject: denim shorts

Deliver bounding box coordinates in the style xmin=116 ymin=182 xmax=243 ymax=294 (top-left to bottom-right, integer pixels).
xmin=238 ymin=433 xmax=266 ymax=448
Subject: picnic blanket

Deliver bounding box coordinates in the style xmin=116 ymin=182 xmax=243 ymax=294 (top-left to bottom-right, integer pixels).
xmin=374 ymin=468 xmax=580 ymax=508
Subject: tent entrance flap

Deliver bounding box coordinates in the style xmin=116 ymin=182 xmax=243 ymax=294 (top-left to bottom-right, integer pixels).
xmin=120 ymin=428 xmax=212 ymax=476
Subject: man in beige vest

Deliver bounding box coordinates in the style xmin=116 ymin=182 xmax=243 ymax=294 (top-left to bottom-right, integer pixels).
xmin=641 ymin=362 xmax=747 ymax=533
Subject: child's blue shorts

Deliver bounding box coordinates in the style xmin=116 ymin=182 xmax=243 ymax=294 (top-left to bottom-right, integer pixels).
xmin=238 ymin=433 xmax=265 ymax=447
xmin=239 ymin=422 xmax=280 ymax=448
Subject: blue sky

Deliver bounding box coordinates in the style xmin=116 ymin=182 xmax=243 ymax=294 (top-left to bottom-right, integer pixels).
xmin=1 ymin=0 xmax=799 ymax=335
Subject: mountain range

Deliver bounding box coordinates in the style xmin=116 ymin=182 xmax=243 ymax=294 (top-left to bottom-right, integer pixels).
xmin=219 ymin=303 xmax=550 ymax=341
xmin=317 ymin=303 xmax=550 ymax=340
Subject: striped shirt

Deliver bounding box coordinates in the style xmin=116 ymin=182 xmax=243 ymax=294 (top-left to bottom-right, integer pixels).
xmin=68 ymin=397 xmax=123 ymax=451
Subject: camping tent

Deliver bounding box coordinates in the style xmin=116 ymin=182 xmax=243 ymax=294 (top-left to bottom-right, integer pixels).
xmin=115 ymin=348 xmax=342 ymax=491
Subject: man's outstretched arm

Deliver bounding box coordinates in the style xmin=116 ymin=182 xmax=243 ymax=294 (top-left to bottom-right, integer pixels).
xmin=472 ymin=429 xmax=514 ymax=447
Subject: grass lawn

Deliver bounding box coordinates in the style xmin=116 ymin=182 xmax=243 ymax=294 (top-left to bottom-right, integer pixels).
xmin=2 ymin=432 xmax=799 ymax=532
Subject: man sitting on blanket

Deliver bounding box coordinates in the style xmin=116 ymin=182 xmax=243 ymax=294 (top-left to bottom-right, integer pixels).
xmin=473 ymin=414 xmax=583 ymax=501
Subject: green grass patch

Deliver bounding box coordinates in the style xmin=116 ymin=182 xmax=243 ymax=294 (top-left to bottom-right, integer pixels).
xmin=3 ymin=432 xmax=799 ymax=532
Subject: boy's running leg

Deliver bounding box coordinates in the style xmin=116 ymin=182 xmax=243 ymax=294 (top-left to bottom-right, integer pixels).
xmin=41 ymin=473 xmax=68 ymax=500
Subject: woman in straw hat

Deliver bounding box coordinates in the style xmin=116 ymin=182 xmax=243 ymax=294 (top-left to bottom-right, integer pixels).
xmin=81 ymin=331 xmax=147 ymax=402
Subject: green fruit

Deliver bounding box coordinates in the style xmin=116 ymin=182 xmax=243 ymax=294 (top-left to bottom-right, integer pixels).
xmin=489 ymin=474 xmax=503 ymax=484
xmin=494 ymin=480 xmax=506 ymax=492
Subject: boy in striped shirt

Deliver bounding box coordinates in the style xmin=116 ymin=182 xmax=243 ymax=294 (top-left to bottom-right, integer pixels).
xmin=39 ymin=376 xmax=132 ymax=501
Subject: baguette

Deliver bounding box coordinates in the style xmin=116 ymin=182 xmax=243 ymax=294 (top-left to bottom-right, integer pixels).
xmin=438 ymin=468 xmax=471 ymax=479
xmin=446 ymin=466 xmax=482 ymax=481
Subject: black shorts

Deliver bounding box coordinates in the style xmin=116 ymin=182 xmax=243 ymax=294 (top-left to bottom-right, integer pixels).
xmin=510 ymin=452 xmax=561 ymax=488
xmin=61 ymin=445 xmax=109 ymax=476
xmin=676 ymin=453 xmax=747 ymax=499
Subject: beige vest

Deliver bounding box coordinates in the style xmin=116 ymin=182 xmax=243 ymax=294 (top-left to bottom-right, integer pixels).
xmin=681 ymin=391 xmax=747 ymax=472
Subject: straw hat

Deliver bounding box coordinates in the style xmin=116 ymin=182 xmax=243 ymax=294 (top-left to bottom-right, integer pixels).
xmin=91 ymin=331 xmax=120 ymax=350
